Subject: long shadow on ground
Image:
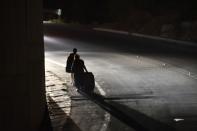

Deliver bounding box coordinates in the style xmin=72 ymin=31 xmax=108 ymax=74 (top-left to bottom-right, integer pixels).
xmin=47 ymin=96 xmax=82 ymax=131
xmin=78 ymin=90 xmax=176 ymax=131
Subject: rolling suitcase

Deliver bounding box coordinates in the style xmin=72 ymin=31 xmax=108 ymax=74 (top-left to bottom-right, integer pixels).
xmin=82 ymin=72 xmax=95 ymax=93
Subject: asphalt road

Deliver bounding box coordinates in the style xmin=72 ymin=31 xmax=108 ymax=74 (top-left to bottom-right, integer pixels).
xmin=44 ymin=23 xmax=197 ymax=131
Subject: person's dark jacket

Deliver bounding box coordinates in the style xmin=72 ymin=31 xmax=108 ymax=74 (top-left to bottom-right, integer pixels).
xmin=72 ymin=59 xmax=86 ymax=74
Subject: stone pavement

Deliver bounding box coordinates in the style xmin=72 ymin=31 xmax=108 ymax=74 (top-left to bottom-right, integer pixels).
xmin=45 ymin=70 xmax=71 ymax=131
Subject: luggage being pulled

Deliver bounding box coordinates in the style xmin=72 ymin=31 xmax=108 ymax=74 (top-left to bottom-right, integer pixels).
xmin=81 ymin=72 xmax=95 ymax=93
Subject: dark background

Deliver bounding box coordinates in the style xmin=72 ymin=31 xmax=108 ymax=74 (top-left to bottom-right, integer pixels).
xmin=43 ymin=0 xmax=197 ymax=22
xmin=43 ymin=0 xmax=197 ymax=42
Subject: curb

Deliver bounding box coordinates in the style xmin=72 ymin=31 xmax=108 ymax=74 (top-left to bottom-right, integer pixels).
xmin=45 ymin=71 xmax=71 ymax=131
xmin=93 ymin=27 xmax=197 ymax=49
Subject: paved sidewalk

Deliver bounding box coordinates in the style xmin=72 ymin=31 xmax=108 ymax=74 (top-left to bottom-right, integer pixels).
xmin=45 ymin=70 xmax=71 ymax=131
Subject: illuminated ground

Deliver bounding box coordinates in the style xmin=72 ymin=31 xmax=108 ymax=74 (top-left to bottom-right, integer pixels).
xmin=44 ymin=23 xmax=197 ymax=131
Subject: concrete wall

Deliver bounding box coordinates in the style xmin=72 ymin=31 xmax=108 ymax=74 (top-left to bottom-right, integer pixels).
xmin=1 ymin=0 xmax=48 ymax=130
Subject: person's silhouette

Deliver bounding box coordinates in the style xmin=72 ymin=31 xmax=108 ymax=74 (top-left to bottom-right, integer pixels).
xmin=66 ymin=48 xmax=79 ymax=84
xmin=72 ymin=55 xmax=88 ymax=88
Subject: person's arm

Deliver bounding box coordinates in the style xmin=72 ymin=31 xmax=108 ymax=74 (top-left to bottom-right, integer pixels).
xmin=82 ymin=60 xmax=88 ymax=72
xmin=84 ymin=65 xmax=88 ymax=72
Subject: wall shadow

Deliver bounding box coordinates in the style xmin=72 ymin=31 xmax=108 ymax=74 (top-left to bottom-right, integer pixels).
xmin=78 ymin=90 xmax=176 ymax=131
xmin=47 ymin=96 xmax=82 ymax=131
xmin=39 ymin=104 xmax=53 ymax=131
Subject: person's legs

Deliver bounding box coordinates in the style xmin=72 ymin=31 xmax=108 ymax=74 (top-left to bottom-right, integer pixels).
xmin=74 ymin=74 xmax=80 ymax=88
xmin=71 ymin=73 xmax=74 ymax=85
xmin=74 ymin=73 xmax=84 ymax=89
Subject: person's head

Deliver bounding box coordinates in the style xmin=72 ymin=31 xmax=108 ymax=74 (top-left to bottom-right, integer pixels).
xmin=75 ymin=54 xmax=80 ymax=60
xmin=73 ymin=48 xmax=77 ymax=54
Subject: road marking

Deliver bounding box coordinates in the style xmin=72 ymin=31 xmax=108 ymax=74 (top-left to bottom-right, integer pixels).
xmin=93 ymin=27 xmax=129 ymax=35
xmin=174 ymin=118 xmax=184 ymax=122
xmin=46 ymin=58 xmax=65 ymax=67
xmin=95 ymin=81 xmax=106 ymax=96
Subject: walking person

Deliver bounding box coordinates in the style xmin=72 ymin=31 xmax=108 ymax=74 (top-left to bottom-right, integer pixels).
xmin=72 ymin=55 xmax=88 ymax=89
xmin=66 ymin=48 xmax=78 ymax=84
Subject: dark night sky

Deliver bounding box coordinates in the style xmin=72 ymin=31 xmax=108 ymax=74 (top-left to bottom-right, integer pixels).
xmin=43 ymin=0 xmax=64 ymax=8
xmin=43 ymin=0 xmax=197 ymax=23
xmin=43 ymin=0 xmax=197 ymax=9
